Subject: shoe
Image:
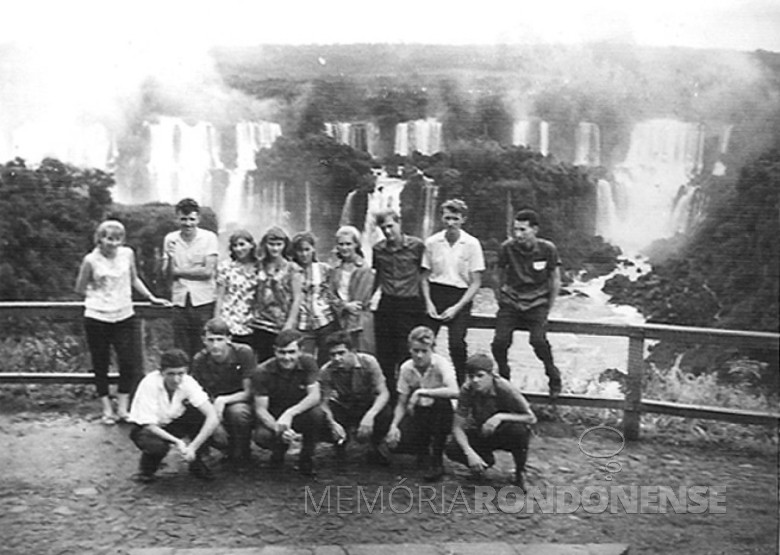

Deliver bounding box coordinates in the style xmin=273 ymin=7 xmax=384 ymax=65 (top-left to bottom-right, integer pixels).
xmin=423 ymin=464 xmax=444 ymax=482
xmin=188 ymin=458 xmax=214 ymax=481
xmin=100 ymin=414 xmax=117 ymax=425
xmin=366 ymin=444 xmax=391 ymax=467
xmin=513 ymin=471 xmax=527 ymax=492
xmin=295 ymin=456 xmax=316 ymax=477
xmin=132 ymin=472 xmax=156 ymax=484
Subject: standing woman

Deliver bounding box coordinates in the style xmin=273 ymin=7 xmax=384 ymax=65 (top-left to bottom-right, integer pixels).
xmin=329 ymin=225 xmax=375 ymax=354
xmin=291 ymin=231 xmax=339 ymax=366
xmin=215 ymin=229 xmax=260 ymax=348
xmin=75 ymin=220 xmax=170 ymax=424
xmin=251 ymin=226 xmax=302 ymax=364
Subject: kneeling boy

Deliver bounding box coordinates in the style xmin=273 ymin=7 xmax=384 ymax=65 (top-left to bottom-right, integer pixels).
xmin=445 ymin=353 xmax=536 ymax=489
xmin=128 ymin=349 xmax=219 ymax=482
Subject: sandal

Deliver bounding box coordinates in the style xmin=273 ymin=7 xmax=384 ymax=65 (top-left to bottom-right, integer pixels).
xmin=101 ymin=414 xmax=117 ymax=425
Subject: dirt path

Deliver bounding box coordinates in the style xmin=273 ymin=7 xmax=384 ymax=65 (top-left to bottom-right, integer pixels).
xmin=0 ymin=411 xmax=777 ymax=555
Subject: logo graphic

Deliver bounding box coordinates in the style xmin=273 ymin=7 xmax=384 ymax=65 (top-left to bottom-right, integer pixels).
xmin=578 ymin=425 xmax=625 ymax=480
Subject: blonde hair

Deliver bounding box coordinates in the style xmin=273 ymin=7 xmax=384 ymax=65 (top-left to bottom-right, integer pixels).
xmin=408 ymin=326 xmax=436 ymax=347
xmin=335 ymin=225 xmax=364 ymax=258
xmin=94 ymin=220 xmax=126 ymax=245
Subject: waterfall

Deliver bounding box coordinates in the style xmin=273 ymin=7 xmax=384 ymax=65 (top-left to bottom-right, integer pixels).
xmin=712 ymin=124 xmax=733 ymax=177
xmin=326 ymin=121 xmax=380 ymax=156
xmin=600 ymin=119 xmax=705 ymax=253
xmin=394 ymin=118 xmax=442 ymax=156
xmin=595 ymin=179 xmax=619 ymax=240
xmin=361 ymin=170 xmax=406 ymax=264
xmin=421 ymin=175 xmax=439 ymax=240
xmin=512 ymin=119 xmax=550 ymax=155
xmin=574 ymin=122 xmax=601 ymax=166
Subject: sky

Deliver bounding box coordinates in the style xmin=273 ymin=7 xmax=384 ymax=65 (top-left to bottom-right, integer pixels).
xmin=3 ymin=0 xmax=779 ymax=52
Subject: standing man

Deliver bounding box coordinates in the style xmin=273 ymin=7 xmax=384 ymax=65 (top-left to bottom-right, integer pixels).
xmin=191 ymin=318 xmax=255 ymax=465
xmin=421 ymin=199 xmax=485 ymax=385
xmin=250 ymin=329 xmax=326 ymax=476
xmin=372 ymin=208 xmax=426 ymax=393
xmin=491 ymin=209 xmax=562 ymax=398
xmin=128 ymin=349 xmax=219 ymax=482
xmin=445 ymin=353 xmax=536 ymax=490
xmin=162 ymin=198 xmax=219 ymax=361
xmin=319 ymin=331 xmax=392 ymax=465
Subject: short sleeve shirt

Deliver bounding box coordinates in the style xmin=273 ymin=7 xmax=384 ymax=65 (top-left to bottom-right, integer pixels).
xmin=128 ymin=371 xmax=209 ymax=427
xmin=372 ymin=234 xmax=425 ymax=298
xmin=320 ymin=352 xmax=385 ymax=409
xmin=250 ymin=354 xmax=319 ymax=417
xmin=397 ymin=353 xmax=457 ymax=407
xmin=163 ymin=228 xmax=219 ymax=307
xmin=456 ymin=375 xmax=528 ymax=430
xmin=191 ymin=343 xmax=256 ymax=398
xmin=422 ymin=229 xmax=485 ymax=289
xmin=498 ymin=237 xmax=561 ymax=310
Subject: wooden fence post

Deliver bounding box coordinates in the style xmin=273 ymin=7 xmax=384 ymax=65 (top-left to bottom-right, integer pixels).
xmin=623 ymin=330 xmax=645 ymax=441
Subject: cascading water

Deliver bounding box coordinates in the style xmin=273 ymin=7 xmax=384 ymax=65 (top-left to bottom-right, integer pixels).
xmin=574 ymin=122 xmax=601 ymax=166
xmin=325 ymin=122 xmax=379 ymax=157
xmin=600 ymin=119 xmax=705 ymax=253
xmin=394 ymin=118 xmax=442 ymax=156
xmin=512 ymin=119 xmax=549 ymax=155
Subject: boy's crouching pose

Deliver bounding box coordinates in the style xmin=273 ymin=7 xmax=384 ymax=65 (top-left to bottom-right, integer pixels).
xmin=445 ymin=353 xmax=536 ymax=490
xmin=128 ymin=349 xmax=219 ymax=482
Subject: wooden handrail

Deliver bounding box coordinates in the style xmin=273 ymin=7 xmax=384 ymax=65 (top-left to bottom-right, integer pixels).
xmin=1 ymin=302 xmax=778 ymax=438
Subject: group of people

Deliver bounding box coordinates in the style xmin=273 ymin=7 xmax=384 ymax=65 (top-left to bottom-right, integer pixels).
xmin=75 ymin=195 xmax=563 ymax=488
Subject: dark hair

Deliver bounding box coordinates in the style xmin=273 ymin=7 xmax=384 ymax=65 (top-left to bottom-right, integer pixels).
xmin=324 ymin=330 xmax=354 ymax=353
xmin=290 ymin=231 xmax=318 ymax=264
xmin=464 ymin=353 xmax=495 ymax=376
xmin=275 ymin=329 xmax=303 ymax=349
xmin=375 ymin=208 xmax=400 ymax=226
xmin=514 ymin=208 xmax=540 ymax=227
xmin=202 ymin=317 xmax=231 ymax=337
xmin=228 ymin=229 xmax=257 ymax=262
xmin=175 ymin=198 xmax=200 ymax=215
xmin=259 ymin=226 xmax=291 ymax=262
xmin=441 ymin=198 xmax=468 ymax=217
xmin=160 ymin=348 xmax=190 ymax=370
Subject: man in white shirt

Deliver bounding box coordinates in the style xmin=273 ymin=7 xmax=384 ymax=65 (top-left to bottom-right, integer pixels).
xmin=162 ymin=198 xmax=219 ymax=360
xmin=128 ymin=349 xmax=219 ymax=482
xmin=422 ymin=199 xmax=485 ymax=385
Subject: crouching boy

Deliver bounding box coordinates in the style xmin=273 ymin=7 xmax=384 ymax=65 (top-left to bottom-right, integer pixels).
xmin=445 ymin=353 xmax=536 ymax=490
xmin=128 ymin=349 xmax=219 ymax=482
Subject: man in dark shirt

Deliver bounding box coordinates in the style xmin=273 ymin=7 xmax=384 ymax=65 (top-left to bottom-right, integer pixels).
xmin=491 ymin=208 xmax=563 ymax=398
xmin=319 ymin=330 xmax=392 ymax=464
xmin=191 ymin=318 xmax=255 ymax=464
xmin=250 ymin=329 xmax=325 ymax=476
xmin=445 ymin=353 xmax=537 ymax=490
xmin=372 ymin=208 xmax=426 ymax=394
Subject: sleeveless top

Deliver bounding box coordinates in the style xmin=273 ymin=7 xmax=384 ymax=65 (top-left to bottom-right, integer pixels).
xmin=83 ymin=246 xmax=134 ymax=322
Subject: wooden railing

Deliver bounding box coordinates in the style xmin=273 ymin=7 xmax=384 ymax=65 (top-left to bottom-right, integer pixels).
xmin=1 ymin=302 xmax=778 ymax=440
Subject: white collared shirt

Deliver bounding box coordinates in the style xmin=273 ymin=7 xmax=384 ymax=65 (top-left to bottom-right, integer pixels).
xmin=129 ymin=371 xmax=209 ymax=426
xmin=163 ymin=228 xmax=219 ymax=307
xmin=422 ymin=229 xmax=485 ymax=289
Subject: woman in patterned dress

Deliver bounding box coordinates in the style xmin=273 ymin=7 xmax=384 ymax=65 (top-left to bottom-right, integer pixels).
xmin=251 ymin=226 xmax=303 ymax=364
xmin=214 ymin=229 xmax=260 ymax=349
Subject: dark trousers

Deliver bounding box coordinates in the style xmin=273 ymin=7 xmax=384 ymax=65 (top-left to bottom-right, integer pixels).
xmin=374 ymin=295 xmax=426 ymax=394
xmin=84 ymin=316 xmax=138 ymax=397
xmin=253 ymin=405 xmax=328 ymax=462
xmin=329 ymin=401 xmax=393 ymax=447
xmin=212 ymin=401 xmax=254 ymax=459
xmin=173 ymin=300 xmax=215 ymax=362
xmin=129 ymin=406 xmax=207 ymax=475
xmin=250 ymin=329 xmax=277 ymax=366
xmin=392 ymin=399 xmax=454 ymax=466
xmin=491 ymin=304 xmax=560 ymax=386
xmin=445 ymin=421 xmax=531 ymax=475
xmin=301 ymin=320 xmax=340 ymax=368
xmin=427 ymin=283 xmax=472 ymax=385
